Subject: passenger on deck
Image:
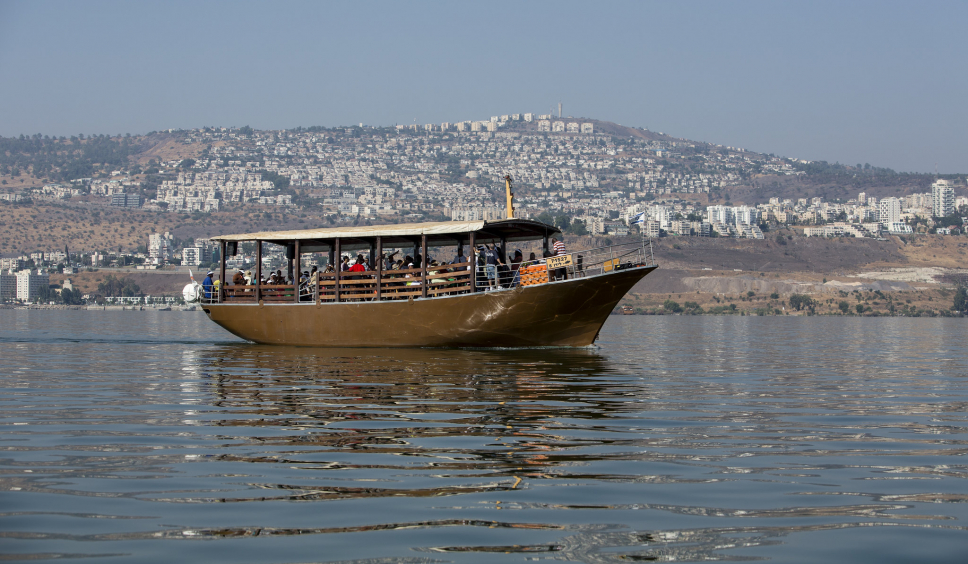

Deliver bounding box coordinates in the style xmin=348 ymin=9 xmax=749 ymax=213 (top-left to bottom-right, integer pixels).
xmin=233 ymin=269 xmax=245 ymax=286
xmin=453 ymin=247 xmax=467 ymax=268
xmin=484 ymin=244 xmax=502 ymax=290
xmin=307 ymin=267 xmax=318 ymax=300
xmin=429 ymin=260 xmax=445 ymax=286
xmin=202 ymin=270 xmax=215 ymax=299
xmin=382 ymin=251 xmax=398 ymax=271
xmin=348 ymin=256 xmax=366 ymax=273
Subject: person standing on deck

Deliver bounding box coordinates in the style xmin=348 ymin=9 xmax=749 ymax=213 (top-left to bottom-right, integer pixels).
xmin=484 ymin=244 xmax=502 ymax=290
xmin=202 ymin=270 xmax=214 ymax=300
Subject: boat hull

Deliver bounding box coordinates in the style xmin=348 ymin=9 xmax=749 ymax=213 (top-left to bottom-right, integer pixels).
xmin=203 ymin=265 xmax=656 ymax=347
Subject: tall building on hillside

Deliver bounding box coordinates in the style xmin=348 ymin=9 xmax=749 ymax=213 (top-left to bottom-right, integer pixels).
xmin=879 ymin=197 xmax=902 ymax=226
xmin=932 ymin=179 xmax=955 ymax=218
xmin=733 ymin=205 xmax=760 ymax=227
xmin=148 ymin=232 xmax=174 ymax=265
xmin=111 ymin=193 xmax=142 ymax=208
xmin=0 ymin=270 xmax=16 ymax=300
xmin=707 ymin=205 xmax=733 ymax=226
xmin=16 ymin=269 xmax=49 ymax=302
xmin=182 ymin=247 xmax=203 ymax=267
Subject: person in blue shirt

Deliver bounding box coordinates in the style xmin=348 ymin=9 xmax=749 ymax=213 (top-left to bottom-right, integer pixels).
xmin=202 ymin=270 xmax=214 ymax=300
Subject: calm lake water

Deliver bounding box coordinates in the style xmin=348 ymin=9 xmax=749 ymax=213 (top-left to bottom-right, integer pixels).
xmin=1 ymin=310 xmax=966 ymax=563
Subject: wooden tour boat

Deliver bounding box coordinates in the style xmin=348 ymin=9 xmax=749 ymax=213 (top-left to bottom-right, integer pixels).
xmin=195 ymin=178 xmax=657 ymax=347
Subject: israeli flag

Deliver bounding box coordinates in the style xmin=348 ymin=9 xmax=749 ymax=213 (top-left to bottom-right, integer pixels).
xmin=631 ymin=211 xmax=646 ymax=225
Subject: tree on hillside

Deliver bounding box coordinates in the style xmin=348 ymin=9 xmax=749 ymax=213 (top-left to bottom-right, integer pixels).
xmin=954 ymin=287 xmax=968 ymax=313
xmin=97 ymin=275 xmax=141 ymax=297
xmin=789 ymin=293 xmax=814 ymax=312
xmin=60 ymin=287 xmax=84 ymax=305
xmin=568 ymin=219 xmax=588 ymax=236
xmin=663 ymin=299 xmax=682 ymax=313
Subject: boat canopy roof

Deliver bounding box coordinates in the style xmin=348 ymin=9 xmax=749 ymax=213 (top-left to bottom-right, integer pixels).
xmin=212 ymin=219 xmax=562 ymax=252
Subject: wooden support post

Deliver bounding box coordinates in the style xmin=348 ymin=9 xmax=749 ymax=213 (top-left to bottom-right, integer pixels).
xmin=469 ymin=232 xmax=476 ymax=292
xmin=334 ymin=238 xmax=341 ymax=303
xmin=219 ymin=241 xmax=226 ymax=303
xmin=255 ymin=240 xmax=262 ymax=303
xmin=421 ymin=234 xmax=428 ymax=299
xmin=293 ymin=240 xmax=301 ymax=304
xmin=375 ymin=236 xmax=383 ymax=302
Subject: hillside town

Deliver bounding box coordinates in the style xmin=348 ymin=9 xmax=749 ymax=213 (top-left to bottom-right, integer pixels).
xmin=2 ymin=113 xmax=966 ymax=305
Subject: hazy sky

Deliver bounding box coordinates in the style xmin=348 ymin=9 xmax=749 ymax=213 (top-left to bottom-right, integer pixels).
xmin=1 ymin=1 xmax=965 ymax=173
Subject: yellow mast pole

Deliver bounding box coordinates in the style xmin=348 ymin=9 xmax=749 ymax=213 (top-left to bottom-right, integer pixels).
xmin=504 ymin=174 xmax=514 ymax=219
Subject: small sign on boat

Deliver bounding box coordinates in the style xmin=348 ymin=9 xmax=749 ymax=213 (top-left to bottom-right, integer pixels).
xmin=546 ymin=254 xmax=573 ymax=269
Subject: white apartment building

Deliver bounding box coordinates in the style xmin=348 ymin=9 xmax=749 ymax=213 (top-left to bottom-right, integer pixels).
xmin=879 ymin=197 xmax=902 ymax=226
xmin=182 ymin=247 xmax=204 ymax=267
xmin=642 ymin=220 xmax=661 ymax=238
xmin=707 ymin=205 xmax=733 ymax=226
xmin=0 ymin=258 xmax=24 ymax=271
xmin=733 ymin=205 xmax=761 ymax=227
xmin=149 ymin=232 xmax=174 ymax=265
xmin=886 ymin=221 xmax=913 ymax=234
xmin=587 ymin=217 xmax=605 ymax=235
xmin=932 ymin=179 xmax=955 ymax=218
xmin=16 ymin=269 xmax=49 ymax=302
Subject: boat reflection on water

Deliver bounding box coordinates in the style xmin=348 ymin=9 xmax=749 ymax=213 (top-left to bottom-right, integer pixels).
xmin=184 ymin=344 xmax=627 ymax=479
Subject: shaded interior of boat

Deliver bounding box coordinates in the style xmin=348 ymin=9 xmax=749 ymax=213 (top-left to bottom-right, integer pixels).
xmin=202 ymin=218 xmax=656 ymax=306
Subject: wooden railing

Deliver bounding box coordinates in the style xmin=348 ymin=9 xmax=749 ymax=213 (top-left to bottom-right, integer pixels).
xmin=220 ymin=261 xmax=474 ymax=304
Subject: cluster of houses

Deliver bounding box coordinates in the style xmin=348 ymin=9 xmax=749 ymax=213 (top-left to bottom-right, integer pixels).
xmin=91 ymin=116 xmax=759 ymax=221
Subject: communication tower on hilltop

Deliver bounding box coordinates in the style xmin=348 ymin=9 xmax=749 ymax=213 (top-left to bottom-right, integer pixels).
xmin=558 ymin=101 xmax=562 ymax=118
